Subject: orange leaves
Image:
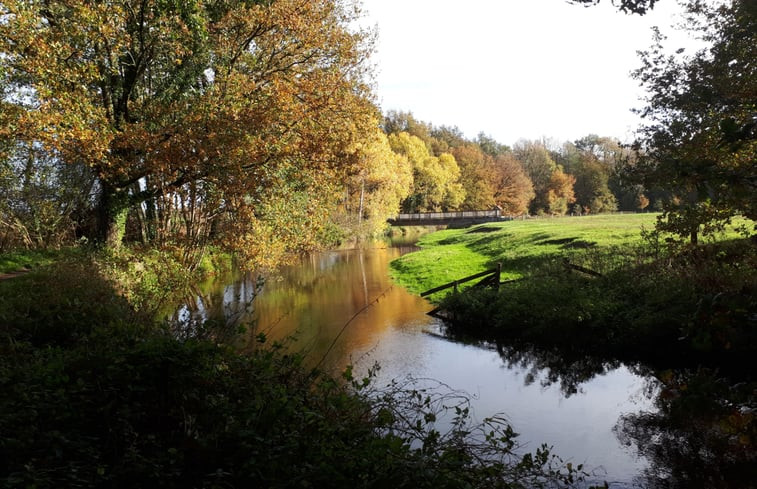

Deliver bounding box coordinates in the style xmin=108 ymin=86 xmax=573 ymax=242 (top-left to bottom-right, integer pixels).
xmin=2 ymin=0 xmax=378 ymax=258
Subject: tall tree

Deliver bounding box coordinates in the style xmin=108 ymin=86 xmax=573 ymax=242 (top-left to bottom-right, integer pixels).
xmin=560 ymin=139 xmax=617 ymax=214
xmin=513 ymin=140 xmax=558 ymax=214
xmin=546 ymin=168 xmax=577 ymax=216
xmin=388 ymin=132 xmax=465 ymax=212
xmin=451 ymin=144 xmax=496 ymax=210
xmin=631 ymin=0 xmax=757 ymax=243
xmin=476 ymin=132 xmax=511 ymax=158
xmin=382 ymin=111 xmax=433 ymax=150
xmin=491 ymin=153 xmax=534 ymax=216
xmin=339 ymin=130 xmax=412 ymax=239
xmin=1 ymin=0 xmax=376 ymax=260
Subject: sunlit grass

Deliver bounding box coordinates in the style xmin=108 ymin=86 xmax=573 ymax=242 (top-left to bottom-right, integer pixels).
xmin=390 ymin=213 xmax=751 ymax=296
xmin=0 ymin=248 xmax=64 ymax=274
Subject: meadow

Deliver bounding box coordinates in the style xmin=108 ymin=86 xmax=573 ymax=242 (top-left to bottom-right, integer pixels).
xmin=390 ymin=213 xmax=756 ymax=371
xmin=390 ymin=213 xmax=660 ymax=295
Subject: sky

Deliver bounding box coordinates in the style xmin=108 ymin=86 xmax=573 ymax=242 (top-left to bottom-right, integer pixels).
xmin=359 ymin=0 xmax=701 ymax=146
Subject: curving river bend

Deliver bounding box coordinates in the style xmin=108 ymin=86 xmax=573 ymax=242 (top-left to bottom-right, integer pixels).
xmin=171 ymin=238 xmax=754 ymax=488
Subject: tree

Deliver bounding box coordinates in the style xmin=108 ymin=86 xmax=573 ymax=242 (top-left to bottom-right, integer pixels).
xmin=382 ymin=111 xmax=434 ymax=150
xmin=476 ymin=132 xmax=511 ymax=158
xmin=1 ymin=0 xmax=377 ymax=260
xmin=513 ymin=140 xmax=558 ymax=214
xmin=451 ymin=144 xmax=496 ymax=210
xmin=568 ymin=0 xmax=660 ymax=14
xmin=0 ymin=141 xmax=96 ymax=250
xmin=490 ymin=153 xmax=535 ymax=216
xmin=631 ymin=0 xmax=757 ymax=243
xmin=560 ymin=140 xmax=617 ymax=214
xmin=429 ymin=125 xmax=467 ymax=156
xmin=388 ymin=132 xmax=465 ymax=212
xmin=338 ymin=130 xmax=412 ymax=239
xmin=546 ymin=168 xmax=577 ymax=215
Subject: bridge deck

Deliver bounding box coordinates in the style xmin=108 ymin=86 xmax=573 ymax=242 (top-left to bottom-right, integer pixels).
xmin=388 ymin=210 xmax=507 ymax=226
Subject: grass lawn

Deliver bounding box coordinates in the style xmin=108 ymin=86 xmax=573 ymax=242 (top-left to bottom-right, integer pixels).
xmin=0 ymin=248 xmax=64 ymax=274
xmin=391 ymin=214 xmax=657 ymax=294
xmin=390 ymin=213 xmax=750 ymax=298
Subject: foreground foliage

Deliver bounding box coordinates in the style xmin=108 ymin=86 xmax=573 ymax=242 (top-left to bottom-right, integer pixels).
xmin=0 ymin=252 xmax=588 ymax=488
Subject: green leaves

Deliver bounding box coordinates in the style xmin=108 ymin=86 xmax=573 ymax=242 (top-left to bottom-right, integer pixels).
xmin=632 ymin=0 xmax=757 ymax=242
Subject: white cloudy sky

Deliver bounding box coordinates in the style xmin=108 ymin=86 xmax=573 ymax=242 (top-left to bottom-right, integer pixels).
xmin=359 ymin=0 xmax=700 ymax=146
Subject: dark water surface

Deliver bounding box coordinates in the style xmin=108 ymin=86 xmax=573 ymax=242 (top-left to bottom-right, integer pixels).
xmin=171 ymin=240 xmax=755 ymax=488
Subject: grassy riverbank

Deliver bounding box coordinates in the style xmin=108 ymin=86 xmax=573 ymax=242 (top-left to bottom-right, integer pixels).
xmin=391 ymin=214 xmax=659 ymax=294
xmin=390 ymin=214 xmax=757 ymax=371
xmin=0 ymin=246 xmax=587 ymax=488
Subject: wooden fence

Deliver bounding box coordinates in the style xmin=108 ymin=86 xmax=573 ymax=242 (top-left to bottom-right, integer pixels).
xmin=419 ymin=260 xmax=601 ymax=318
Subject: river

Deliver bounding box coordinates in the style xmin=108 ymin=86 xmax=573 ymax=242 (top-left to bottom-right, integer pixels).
xmin=171 ymin=238 xmax=755 ymax=488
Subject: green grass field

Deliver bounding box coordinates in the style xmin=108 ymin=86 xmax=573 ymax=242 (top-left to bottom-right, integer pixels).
xmin=390 ymin=213 xmax=749 ymax=297
xmin=0 ymin=248 xmax=62 ymax=274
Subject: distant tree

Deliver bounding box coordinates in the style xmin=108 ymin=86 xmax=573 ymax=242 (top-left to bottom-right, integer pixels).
xmin=383 ymin=111 xmax=434 ymax=149
xmin=636 ymin=192 xmax=650 ymax=212
xmin=560 ymin=141 xmax=617 ymax=214
xmin=388 ymin=132 xmax=465 ymax=212
xmin=430 ymin=125 xmax=467 ymax=156
xmin=491 ymin=154 xmax=535 ymax=216
xmin=513 ymin=140 xmax=558 ymax=214
xmin=546 ymin=168 xmax=577 ymax=215
xmin=476 ymin=132 xmax=511 ymax=158
xmin=631 ymin=0 xmax=757 ymax=243
xmin=452 ymin=145 xmax=497 ymax=210
xmin=339 ymin=130 xmax=412 ymax=239
xmin=438 ymin=153 xmax=466 ymax=210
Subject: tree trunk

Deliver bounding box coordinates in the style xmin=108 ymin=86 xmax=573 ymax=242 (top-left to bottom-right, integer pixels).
xmin=96 ymin=181 xmax=128 ymax=248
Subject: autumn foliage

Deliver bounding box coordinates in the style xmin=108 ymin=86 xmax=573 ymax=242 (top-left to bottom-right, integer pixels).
xmin=1 ymin=0 xmax=378 ymax=266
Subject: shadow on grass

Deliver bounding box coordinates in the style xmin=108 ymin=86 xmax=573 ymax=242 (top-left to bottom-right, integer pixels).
xmin=0 ymin=257 xmax=149 ymax=347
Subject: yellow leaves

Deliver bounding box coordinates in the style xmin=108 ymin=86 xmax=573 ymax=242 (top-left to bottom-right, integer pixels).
xmin=3 ymin=0 xmax=378 ymax=261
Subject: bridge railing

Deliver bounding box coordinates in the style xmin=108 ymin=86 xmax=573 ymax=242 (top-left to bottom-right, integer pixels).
xmin=391 ymin=209 xmax=500 ymax=221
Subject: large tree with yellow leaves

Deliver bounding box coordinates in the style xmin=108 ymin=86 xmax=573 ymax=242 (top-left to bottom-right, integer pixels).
xmin=1 ymin=0 xmax=377 ymax=262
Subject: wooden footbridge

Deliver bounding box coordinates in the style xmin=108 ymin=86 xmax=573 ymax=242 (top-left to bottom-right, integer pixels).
xmin=388 ymin=209 xmax=509 ymax=227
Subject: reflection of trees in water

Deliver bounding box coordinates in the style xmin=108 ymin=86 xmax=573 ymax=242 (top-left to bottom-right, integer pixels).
xmin=448 ymin=332 xmax=756 ymax=486
xmin=492 ymin=342 xmax=623 ymax=397
xmin=614 ymin=369 xmax=756 ymax=489
xmin=442 ymin=327 xmax=625 ymax=397
xmin=169 ymin=273 xmax=264 ymax=343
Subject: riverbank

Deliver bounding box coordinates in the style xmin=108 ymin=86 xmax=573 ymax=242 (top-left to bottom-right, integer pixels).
xmin=388 ymin=215 xmax=757 ymax=486
xmin=0 ymin=245 xmax=586 ymax=488
xmin=390 ymin=214 xmax=757 ymax=371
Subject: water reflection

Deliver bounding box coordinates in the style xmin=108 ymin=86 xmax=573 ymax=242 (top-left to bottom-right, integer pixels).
xmin=443 ymin=334 xmax=757 ymax=487
xmin=168 ymin=241 xmax=755 ymax=487
xmin=615 ymin=369 xmax=757 ymax=488
xmin=441 ymin=332 xmax=626 ymax=397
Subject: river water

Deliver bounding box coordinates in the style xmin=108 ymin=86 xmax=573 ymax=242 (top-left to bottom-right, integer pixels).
xmin=171 ymin=238 xmax=754 ymax=488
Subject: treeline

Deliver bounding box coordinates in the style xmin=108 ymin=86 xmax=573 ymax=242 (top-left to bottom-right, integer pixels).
xmin=372 ymin=111 xmax=657 ymax=218
xmin=2 ymin=0 xmax=753 ymax=268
